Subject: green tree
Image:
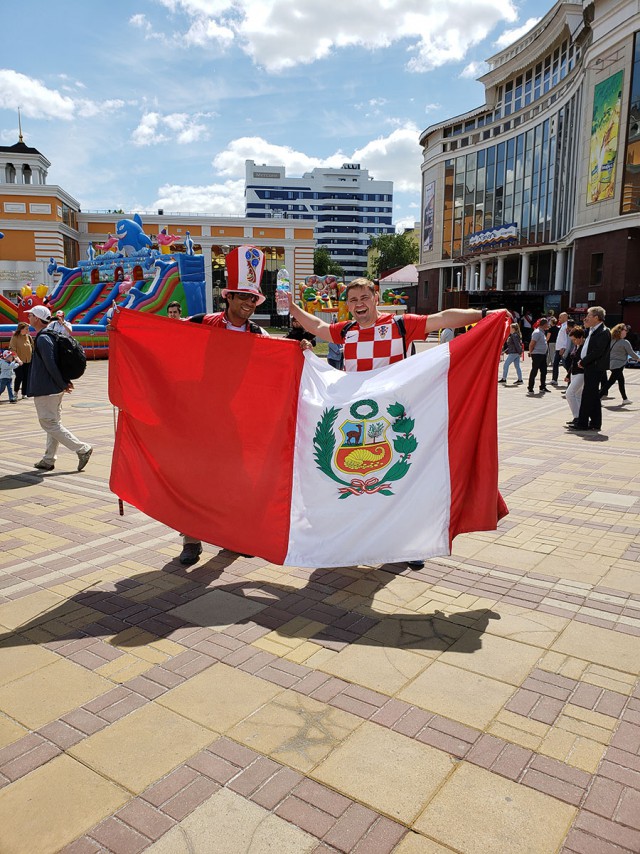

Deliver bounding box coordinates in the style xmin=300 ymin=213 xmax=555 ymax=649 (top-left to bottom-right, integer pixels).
xmin=314 ymin=247 xmax=344 ymax=278
xmin=369 ymin=232 xmax=418 ymax=278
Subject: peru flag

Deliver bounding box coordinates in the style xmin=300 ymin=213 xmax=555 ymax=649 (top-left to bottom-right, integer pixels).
xmin=109 ymin=309 xmax=509 ymax=567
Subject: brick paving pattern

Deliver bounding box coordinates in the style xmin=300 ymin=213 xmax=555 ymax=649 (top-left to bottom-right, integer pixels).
xmin=0 ymin=362 xmax=639 ymax=852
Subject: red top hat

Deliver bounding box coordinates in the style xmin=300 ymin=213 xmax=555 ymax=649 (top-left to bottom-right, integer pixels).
xmin=222 ymin=246 xmax=266 ymax=305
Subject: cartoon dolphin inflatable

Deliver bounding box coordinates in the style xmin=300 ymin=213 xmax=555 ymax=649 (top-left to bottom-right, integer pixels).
xmin=116 ymin=214 xmax=152 ymax=255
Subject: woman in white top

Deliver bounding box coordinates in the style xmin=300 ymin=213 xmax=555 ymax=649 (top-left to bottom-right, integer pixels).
xmin=600 ymin=323 xmax=640 ymax=404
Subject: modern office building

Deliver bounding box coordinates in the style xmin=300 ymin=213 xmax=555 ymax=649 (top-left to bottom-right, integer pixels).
xmin=245 ymin=160 xmax=394 ymax=280
xmin=418 ymin=0 xmax=640 ymax=326
xmin=0 ymin=139 xmax=316 ymax=318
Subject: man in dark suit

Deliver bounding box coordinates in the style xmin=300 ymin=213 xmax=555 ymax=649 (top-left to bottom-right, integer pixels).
xmin=566 ymin=306 xmax=611 ymax=432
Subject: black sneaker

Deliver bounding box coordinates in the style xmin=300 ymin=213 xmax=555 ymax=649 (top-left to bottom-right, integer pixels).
xmin=34 ymin=460 xmax=54 ymax=471
xmin=407 ymin=560 xmax=425 ymax=570
xmin=498 ymin=379 xmax=506 ymax=384
xmin=179 ymin=542 xmax=203 ymax=566
xmin=77 ymin=447 xmax=93 ymax=472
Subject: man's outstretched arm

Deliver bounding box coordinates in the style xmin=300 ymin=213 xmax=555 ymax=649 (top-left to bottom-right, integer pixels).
xmin=425 ymin=307 xmax=508 ymax=335
xmin=288 ymin=294 xmax=334 ymax=342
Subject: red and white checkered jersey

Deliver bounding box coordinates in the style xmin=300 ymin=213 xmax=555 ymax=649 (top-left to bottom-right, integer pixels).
xmin=329 ymin=313 xmax=428 ymax=372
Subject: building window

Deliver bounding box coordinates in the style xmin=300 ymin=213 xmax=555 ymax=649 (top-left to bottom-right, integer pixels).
xmin=590 ymin=253 xmax=603 ymax=287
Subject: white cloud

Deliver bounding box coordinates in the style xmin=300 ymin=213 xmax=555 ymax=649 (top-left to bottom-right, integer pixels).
xmin=145 ymin=0 xmax=517 ymax=72
xmin=132 ymin=111 xmax=211 ymax=145
xmin=424 ymin=103 xmax=441 ymax=114
xmin=76 ymin=99 xmax=126 ymax=118
xmin=494 ymin=17 xmax=541 ymax=50
xmin=132 ymin=112 xmax=169 ymax=146
xmin=213 ymin=123 xmax=421 ymax=192
xmin=460 ymin=60 xmax=489 ymax=79
xmin=213 ymin=137 xmax=345 ymax=176
xmin=183 ymin=17 xmax=235 ymax=46
xmin=351 ymin=124 xmax=422 ymax=192
xmin=0 ymin=70 xmax=127 ymax=122
xmin=156 ymin=123 xmax=422 ymax=218
xmin=0 ymin=69 xmax=76 ymax=120
xmin=395 ymin=216 xmax=417 ymax=233
xmin=152 ymin=178 xmax=245 ymax=215
xmin=130 ymin=13 xmax=153 ymax=33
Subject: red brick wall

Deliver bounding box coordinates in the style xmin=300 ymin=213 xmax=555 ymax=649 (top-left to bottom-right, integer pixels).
xmin=573 ymin=228 xmax=640 ymax=323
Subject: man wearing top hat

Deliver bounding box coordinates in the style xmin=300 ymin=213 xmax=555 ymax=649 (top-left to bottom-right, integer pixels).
xmin=178 ymin=246 xmax=269 ymax=565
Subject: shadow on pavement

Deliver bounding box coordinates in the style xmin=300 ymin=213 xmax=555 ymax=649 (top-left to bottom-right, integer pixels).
xmin=0 ymin=555 xmax=501 ymax=656
xmin=0 ymin=470 xmax=82 ymax=490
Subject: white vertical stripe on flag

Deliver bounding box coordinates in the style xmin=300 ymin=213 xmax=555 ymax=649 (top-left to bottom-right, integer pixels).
xmin=284 ymin=345 xmax=452 ymax=568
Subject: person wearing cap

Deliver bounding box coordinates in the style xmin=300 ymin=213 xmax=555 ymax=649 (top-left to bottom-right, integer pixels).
xmin=26 ymin=304 xmax=93 ymax=472
xmin=49 ymin=309 xmax=73 ymax=338
xmin=177 ymin=246 xmax=269 ymax=565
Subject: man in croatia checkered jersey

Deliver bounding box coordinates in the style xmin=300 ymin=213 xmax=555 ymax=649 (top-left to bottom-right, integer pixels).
xmin=289 ymin=277 xmax=500 ymax=373
xmin=288 ymin=278 xmax=506 ymax=568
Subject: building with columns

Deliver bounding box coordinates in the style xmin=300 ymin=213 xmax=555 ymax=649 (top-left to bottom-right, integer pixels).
xmin=0 ymin=139 xmax=316 ymax=319
xmin=418 ymin=0 xmax=640 ymax=326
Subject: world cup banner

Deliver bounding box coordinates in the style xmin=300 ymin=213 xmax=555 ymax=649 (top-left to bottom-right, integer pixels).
xmin=109 ymin=309 xmax=509 ymax=567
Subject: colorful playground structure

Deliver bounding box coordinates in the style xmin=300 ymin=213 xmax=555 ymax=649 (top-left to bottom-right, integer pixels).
xmin=0 ymin=216 xmax=206 ymax=357
xmin=300 ymin=275 xmax=349 ymax=321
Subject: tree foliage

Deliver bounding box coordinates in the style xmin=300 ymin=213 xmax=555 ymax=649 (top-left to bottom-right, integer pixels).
xmin=369 ymin=233 xmax=418 ymax=278
xmin=314 ymin=247 xmax=344 ymax=277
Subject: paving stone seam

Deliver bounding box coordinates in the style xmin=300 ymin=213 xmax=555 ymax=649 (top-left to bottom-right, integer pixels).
xmin=561 ymin=678 xmax=640 ymax=854
xmin=57 ymin=734 xmax=409 ymax=854
xmin=0 ymin=616 xmax=613 ymax=812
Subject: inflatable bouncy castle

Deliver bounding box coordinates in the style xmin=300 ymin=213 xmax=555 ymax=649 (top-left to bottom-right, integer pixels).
xmin=300 ymin=275 xmax=348 ymax=322
xmin=0 ymin=216 xmax=206 ymax=358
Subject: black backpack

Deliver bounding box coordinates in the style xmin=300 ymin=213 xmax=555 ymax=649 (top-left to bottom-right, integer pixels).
xmin=42 ymin=330 xmax=87 ymax=383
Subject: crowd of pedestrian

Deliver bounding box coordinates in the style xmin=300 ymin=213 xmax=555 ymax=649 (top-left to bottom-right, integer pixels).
xmin=497 ymin=306 xmax=639 ymax=433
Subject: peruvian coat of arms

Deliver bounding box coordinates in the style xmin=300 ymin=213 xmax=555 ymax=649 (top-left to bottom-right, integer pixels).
xmin=313 ymin=398 xmax=418 ymax=498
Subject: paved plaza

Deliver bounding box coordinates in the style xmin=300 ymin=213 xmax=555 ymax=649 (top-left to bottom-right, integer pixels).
xmin=0 ymin=360 xmax=639 ymax=854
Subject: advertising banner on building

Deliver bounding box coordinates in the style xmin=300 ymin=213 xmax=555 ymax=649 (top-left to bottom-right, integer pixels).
xmin=588 ymin=70 xmax=624 ymax=204
xmin=423 ymin=180 xmax=435 ymax=252
xmin=468 ymin=223 xmax=518 ymax=251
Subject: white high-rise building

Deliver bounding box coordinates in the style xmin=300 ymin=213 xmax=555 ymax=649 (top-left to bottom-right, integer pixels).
xmin=245 ymin=160 xmax=394 ymax=279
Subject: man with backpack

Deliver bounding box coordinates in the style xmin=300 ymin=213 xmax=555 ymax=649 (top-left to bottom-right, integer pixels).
xmin=287 ymin=277 xmax=504 ymax=569
xmin=26 ymin=304 xmax=92 ymax=472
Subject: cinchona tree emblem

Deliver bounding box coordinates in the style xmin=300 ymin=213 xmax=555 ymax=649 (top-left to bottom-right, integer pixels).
xmin=313 ymin=398 xmax=418 ymax=498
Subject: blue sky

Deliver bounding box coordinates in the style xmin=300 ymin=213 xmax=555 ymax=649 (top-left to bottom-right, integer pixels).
xmin=1 ymin=0 xmax=549 ymax=229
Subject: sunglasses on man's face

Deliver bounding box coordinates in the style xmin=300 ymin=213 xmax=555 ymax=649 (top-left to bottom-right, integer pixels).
xmin=233 ymin=293 xmax=259 ymax=303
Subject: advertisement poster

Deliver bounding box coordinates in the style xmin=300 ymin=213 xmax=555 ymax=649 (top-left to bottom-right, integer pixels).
xmin=423 ymin=180 xmax=435 ymax=252
xmin=588 ymin=70 xmax=624 ymax=204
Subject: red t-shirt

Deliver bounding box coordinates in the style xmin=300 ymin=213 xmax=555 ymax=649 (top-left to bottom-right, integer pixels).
xmin=329 ymin=313 xmax=428 ymax=372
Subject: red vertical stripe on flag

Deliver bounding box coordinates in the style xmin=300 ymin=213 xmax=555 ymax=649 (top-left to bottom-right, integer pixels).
xmin=108 ymin=309 xmax=304 ymax=563
xmin=447 ymin=311 xmax=510 ymax=545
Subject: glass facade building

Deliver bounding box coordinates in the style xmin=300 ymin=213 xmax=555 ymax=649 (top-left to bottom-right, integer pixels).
xmin=418 ymin=0 xmax=640 ymax=322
